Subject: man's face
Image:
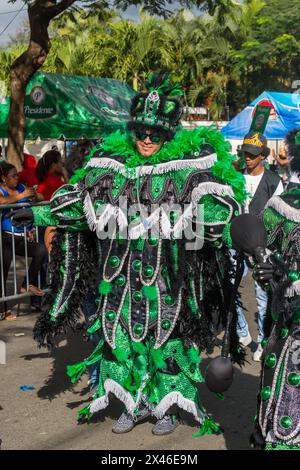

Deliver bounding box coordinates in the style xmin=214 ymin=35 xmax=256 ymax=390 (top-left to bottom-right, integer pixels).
xmin=135 ymin=128 xmax=164 ymax=158
xmin=244 ymin=151 xmax=264 ymax=171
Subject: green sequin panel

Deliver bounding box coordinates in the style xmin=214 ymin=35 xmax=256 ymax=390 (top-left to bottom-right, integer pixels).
xmin=32 ymin=205 xmax=58 ymax=227
xmin=263 ymin=208 xmax=284 ymax=238
xmin=265 ymin=441 xmax=300 ymax=451
xmin=171 ymin=168 xmax=195 ymax=196
xmin=151 ymin=369 xmax=201 ymax=408
xmin=222 ymin=223 xmax=232 ymax=248
xmin=161 ymin=338 xmax=204 ymax=384
xmin=86 ymin=167 xmax=111 ymax=186
xmin=201 ymin=195 xmax=231 ymax=223
xmin=150 ymin=174 xmax=168 ymax=200
xmin=111 ymin=172 xmax=127 ymax=199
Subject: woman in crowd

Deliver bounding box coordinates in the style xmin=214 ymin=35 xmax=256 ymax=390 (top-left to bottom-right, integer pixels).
xmin=0 ymin=162 xmax=47 ymax=320
xmin=36 ymin=149 xmax=69 ymax=252
xmin=36 ymin=149 xmax=69 ymax=201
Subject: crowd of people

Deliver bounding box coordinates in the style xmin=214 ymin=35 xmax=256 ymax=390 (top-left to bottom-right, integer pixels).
xmin=1 ymin=72 xmax=300 ymax=450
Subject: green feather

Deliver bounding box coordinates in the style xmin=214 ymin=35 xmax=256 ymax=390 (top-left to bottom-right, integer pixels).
xmin=77 ymin=405 xmax=92 ymax=421
xmin=85 ymin=126 xmax=246 ymax=204
xmin=98 ymin=279 xmax=112 ymax=295
xmin=67 ymin=362 xmax=87 ymax=384
xmin=187 ymin=346 xmax=201 ymax=365
xmin=193 ymin=416 xmax=223 ymax=437
xmin=142 ymin=285 xmax=157 ymax=301
xmin=151 ymin=347 xmax=167 ymax=369
xmin=87 ymin=317 xmax=102 ymax=334
xmin=112 ymin=347 xmax=128 ymax=363
xmin=132 ymin=341 xmax=147 ymax=355
xmin=123 ymin=370 xmax=141 ymax=392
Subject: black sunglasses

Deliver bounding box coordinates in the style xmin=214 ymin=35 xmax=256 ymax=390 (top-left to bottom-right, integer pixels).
xmin=135 ymin=130 xmax=163 ymax=143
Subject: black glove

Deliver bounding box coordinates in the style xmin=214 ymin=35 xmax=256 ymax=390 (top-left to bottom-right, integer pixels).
xmin=253 ymin=262 xmax=274 ymax=282
xmin=8 ymin=208 xmax=34 ymax=227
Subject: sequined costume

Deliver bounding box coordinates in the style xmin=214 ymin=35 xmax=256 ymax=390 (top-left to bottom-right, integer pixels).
xmin=30 ymin=74 xmax=246 ymax=435
xmin=249 ymin=189 xmax=300 ymax=451
xmin=30 ymin=125 xmax=246 ymax=431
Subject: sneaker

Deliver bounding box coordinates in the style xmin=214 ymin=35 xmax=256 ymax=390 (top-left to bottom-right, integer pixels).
xmin=239 ymin=332 xmax=252 ymax=347
xmin=112 ymin=407 xmax=150 ymax=434
xmin=253 ymin=343 xmax=263 ymax=362
xmin=152 ymin=414 xmax=179 ymax=436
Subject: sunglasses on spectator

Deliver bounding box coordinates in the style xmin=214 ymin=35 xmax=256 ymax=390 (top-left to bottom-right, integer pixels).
xmin=244 ymin=152 xmax=261 ymax=159
xmin=135 ymin=130 xmax=163 ymax=143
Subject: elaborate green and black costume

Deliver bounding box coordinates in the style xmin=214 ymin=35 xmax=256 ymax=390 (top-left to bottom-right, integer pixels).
xmin=31 ymin=74 xmax=246 ymax=434
xmin=249 ymin=129 xmax=300 ymax=450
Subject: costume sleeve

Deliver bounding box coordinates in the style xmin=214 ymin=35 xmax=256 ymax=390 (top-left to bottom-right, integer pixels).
xmin=190 ymin=181 xmax=241 ymax=248
xmin=32 ymin=184 xmax=88 ymax=231
xmin=33 ymin=184 xmax=100 ymax=348
xmin=180 ymin=183 xmax=244 ymax=364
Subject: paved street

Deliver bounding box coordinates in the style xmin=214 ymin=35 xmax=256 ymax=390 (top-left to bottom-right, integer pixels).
xmin=0 ymin=273 xmax=261 ymax=450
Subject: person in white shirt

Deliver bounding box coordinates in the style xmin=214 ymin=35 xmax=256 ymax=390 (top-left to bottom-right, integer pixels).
xmin=235 ymin=132 xmax=283 ymax=361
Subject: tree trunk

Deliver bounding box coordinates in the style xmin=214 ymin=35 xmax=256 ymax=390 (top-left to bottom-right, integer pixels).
xmin=7 ymin=0 xmax=76 ymax=170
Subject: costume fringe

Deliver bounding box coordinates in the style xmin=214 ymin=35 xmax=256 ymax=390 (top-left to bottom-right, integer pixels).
xmin=191 ymin=182 xmax=234 ymax=202
xmin=129 ymin=208 xmax=161 ymax=239
xmin=285 ymin=280 xmax=300 ymax=297
xmin=89 ymin=379 xmax=138 ymax=417
xmin=153 ymin=391 xmax=204 ymax=423
xmin=265 ymin=196 xmax=300 ymax=223
xmin=87 ymin=157 xmax=128 ymax=177
xmin=139 ymin=154 xmax=218 ymax=175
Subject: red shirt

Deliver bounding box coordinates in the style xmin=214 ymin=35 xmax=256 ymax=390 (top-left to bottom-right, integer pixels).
xmin=18 ymin=153 xmax=38 ymax=187
xmin=37 ymin=173 xmax=65 ymax=201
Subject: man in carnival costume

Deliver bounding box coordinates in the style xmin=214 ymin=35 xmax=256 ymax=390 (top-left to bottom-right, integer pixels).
xmin=232 ymin=128 xmax=300 ymax=450
xmin=14 ymin=72 xmax=246 ymax=436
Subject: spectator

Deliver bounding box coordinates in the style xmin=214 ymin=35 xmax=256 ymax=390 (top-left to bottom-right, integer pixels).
xmin=0 ymin=162 xmax=46 ymax=320
xmin=36 ymin=149 xmax=68 ymax=201
xmin=36 ymin=150 xmax=69 ymax=256
xmin=18 ymin=153 xmax=38 ymax=188
xmin=236 ymin=132 xmax=284 ymax=361
xmin=272 ymin=143 xmax=290 ymax=187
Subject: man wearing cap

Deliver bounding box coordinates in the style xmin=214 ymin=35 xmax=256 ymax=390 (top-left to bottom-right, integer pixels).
xmin=236 ymin=132 xmax=283 ymax=361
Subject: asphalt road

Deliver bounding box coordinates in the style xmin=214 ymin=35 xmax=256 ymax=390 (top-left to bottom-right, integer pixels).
xmin=0 ymin=273 xmax=261 ymax=450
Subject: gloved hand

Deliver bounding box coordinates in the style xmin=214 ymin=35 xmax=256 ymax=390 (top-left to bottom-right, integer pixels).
xmin=253 ymin=262 xmax=274 ymax=283
xmin=7 ymin=208 xmax=34 ymax=227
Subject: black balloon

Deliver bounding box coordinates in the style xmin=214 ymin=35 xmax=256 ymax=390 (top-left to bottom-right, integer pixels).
xmin=230 ymin=213 xmax=267 ymax=256
xmin=205 ymin=356 xmax=234 ymax=392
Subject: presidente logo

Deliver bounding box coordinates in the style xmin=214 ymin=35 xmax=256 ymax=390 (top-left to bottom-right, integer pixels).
xmin=24 ymin=85 xmax=58 ymax=119
xmin=252 ymin=99 xmax=277 ymax=121
xmin=30 ymin=86 xmax=46 ymax=105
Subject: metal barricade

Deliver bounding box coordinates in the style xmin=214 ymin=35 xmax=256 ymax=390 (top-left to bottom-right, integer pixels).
xmin=0 ymin=201 xmax=50 ymax=304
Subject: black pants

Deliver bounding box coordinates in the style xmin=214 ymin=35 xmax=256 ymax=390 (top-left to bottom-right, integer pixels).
xmin=1 ymin=232 xmax=47 ymax=311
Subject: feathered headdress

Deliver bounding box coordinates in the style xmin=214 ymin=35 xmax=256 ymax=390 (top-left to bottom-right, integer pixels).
xmin=127 ymin=71 xmax=183 ymax=139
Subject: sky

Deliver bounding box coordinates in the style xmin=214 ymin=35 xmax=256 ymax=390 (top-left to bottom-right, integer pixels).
xmin=0 ymin=1 xmax=145 ymax=46
xmin=0 ymin=1 xmax=187 ymax=46
xmin=0 ymin=0 xmax=26 ymax=45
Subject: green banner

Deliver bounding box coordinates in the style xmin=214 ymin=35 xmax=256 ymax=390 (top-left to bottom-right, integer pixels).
xmin=0 ymin=72 xmax=135 ymax=139
xmin=250 ymin=105 xmax=272 ymax=133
